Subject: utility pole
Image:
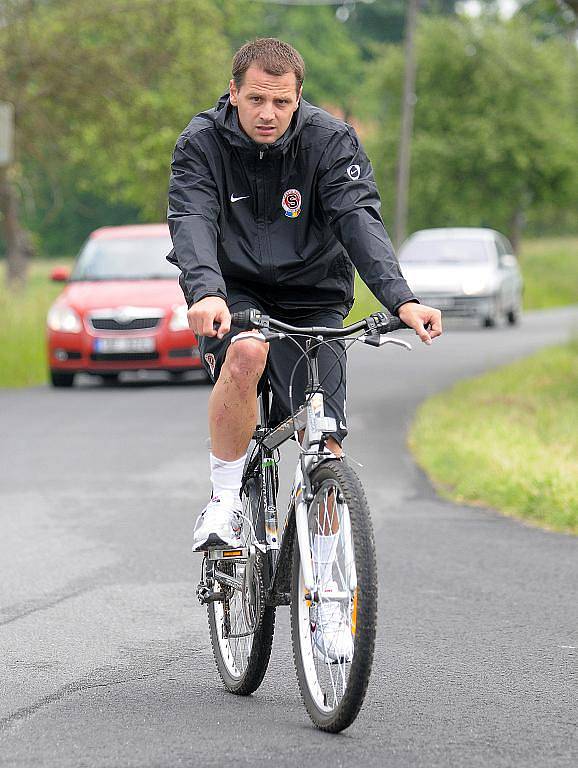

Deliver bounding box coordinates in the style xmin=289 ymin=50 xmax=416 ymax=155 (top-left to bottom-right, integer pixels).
xmin=394 ymin=0 xmax=419 ymax=250
xmin=0 ymin=101 xmax=33 ymax=289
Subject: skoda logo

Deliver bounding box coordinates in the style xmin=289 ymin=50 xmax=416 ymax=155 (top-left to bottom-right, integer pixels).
xmin=115 ymin=308 xmax=136 ymax=324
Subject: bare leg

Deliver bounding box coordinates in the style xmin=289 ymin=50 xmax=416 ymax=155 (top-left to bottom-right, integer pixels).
xmin=326 ymin=437 xmax=342 ymax=458
xmin=208 ymin=337 xmax=268 ymax=461
xmin=318 ymin=438 xmax=341 ymax=534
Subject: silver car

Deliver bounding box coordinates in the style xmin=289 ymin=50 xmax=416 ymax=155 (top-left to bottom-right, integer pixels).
xmin=398 ymin=228 xmax=523 ymax=327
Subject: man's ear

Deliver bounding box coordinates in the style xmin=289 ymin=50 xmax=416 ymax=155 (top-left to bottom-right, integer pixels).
xmin=295 ymin=85 xmax=303 ymax=110
xmin=229 ymin=78 xmax=238 ymax=106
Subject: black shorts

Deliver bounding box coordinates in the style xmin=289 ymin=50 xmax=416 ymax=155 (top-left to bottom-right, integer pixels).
xmin=198 ymin=285 xmax=348 ymax=445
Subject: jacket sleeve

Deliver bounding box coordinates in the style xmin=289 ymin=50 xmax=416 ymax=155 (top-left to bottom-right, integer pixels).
xmin=317 ymin=127 xmax=417 ymax=315
xmin=167 ymin=132 xmax=226 ymax=307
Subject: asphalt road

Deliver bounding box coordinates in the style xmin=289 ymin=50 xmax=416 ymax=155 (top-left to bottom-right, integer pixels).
xmin=1 ymin=307 xmax=577 ymax=768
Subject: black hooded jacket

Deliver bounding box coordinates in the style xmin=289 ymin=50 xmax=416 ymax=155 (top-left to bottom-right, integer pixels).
xmin=167 ymin=95 xmax=417 ymax=315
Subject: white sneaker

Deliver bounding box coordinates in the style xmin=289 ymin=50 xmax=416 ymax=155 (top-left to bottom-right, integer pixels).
xmin=312 ymin=586 xmax=355 ymax=664
xmin=192 ymin=492 xmax=243 ymax=552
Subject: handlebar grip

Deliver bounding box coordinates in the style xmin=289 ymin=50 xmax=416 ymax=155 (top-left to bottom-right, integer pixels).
xmin=229 ymin=309 xmax=255 ymax=329
xmin=230 ymin=308 xmax=269 ymax=329
xmin=380 ymin=316 xmax=410 ymax=333
xmin=373 ymin=313 xmax=410 ymax=333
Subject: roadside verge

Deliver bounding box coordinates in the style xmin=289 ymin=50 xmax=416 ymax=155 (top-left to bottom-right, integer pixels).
xmin=408 ymin=339 xmax=578 ymax=535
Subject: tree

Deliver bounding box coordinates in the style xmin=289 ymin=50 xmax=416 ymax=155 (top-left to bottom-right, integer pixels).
xmin=360 ymin=16 xmax=578 ymax=248
xmin=515 ymin=0 xmax=578 ymax=41
xmin=0 ymin=0 xmax=231 ymax=279
xmin=233 ymin=2 xmax=364 ymax=117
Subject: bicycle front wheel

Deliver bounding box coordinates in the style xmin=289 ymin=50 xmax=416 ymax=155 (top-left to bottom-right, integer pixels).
xmin=290 ymin=459 xmax=377 ymax=732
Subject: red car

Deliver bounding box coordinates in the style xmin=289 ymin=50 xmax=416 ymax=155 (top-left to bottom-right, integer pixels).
xmin=47 ymin=224 xmax=206 ymax=387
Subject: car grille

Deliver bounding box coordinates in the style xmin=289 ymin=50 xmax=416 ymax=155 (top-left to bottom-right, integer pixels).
xmin=90 ymin=352 xmax=159 ymax=362
xmin=90 ymin=316 xmax=161 ymax=331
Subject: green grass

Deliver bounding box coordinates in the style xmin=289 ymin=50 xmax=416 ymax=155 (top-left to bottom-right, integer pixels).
xmin=409 ymin=341 xmax=578 ymax=534
xmin=0 ymin=260 xmax=71 ymax=387
xmin=346 ymin=273 xmax=381 ymax=323
xmin=519 ymin=236 xmax=578 ymax=310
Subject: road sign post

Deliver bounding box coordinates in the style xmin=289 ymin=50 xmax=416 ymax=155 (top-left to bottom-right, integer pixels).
xmin=0 ymin=102 xmax=15 ymax=167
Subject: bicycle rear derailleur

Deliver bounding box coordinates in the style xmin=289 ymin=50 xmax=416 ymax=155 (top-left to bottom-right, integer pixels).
xmin=196 ymin=550 xmax=265 ymax=634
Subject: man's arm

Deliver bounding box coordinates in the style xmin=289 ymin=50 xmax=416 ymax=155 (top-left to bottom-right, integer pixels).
xmin=318 ymin=128 xmax=441 ymax=343
xmin=168 ymin=132 xmax=227 ymax=308
xmin=168 ymin=132 xmax=231 ymax=338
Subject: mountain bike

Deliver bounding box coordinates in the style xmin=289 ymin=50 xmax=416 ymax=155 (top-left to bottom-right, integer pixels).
xmin=195 ymin=309 xmax=411 ymax=732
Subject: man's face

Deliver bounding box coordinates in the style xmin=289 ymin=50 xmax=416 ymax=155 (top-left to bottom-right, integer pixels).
xmin=230 ymin=65 xmax=302 ymax=145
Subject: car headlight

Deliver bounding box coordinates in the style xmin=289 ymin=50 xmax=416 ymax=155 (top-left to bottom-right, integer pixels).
xmin=47 ymin=305 xmax=82 ymax=333
xmin=462 ymin=277 xmax=489 ymax=296
xmin=169 ymin=304 xmax=190 ymax=331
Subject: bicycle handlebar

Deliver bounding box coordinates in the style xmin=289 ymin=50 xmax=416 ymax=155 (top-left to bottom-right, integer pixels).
xmin=229 ymin=308 xmax=409 ymax=337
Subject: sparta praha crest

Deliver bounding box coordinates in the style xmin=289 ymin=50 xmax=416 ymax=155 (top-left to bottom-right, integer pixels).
xmin=282 ymin=189 xmax=302 ymax=218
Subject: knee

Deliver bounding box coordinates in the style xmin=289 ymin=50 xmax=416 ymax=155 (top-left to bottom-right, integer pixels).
xmin=224 ymin=338 xmax=268 ymax=386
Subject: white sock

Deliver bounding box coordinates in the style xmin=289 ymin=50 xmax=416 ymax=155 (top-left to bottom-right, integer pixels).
xmin=312 ymin=532 xmax=339 ymax=587
xmin=210 ymin=453 xmax=246 ymax=501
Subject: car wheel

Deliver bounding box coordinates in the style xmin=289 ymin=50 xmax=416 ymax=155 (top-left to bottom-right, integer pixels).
xmin=50 ymin=370 xmax=75 ymax=388
xmin=482 ymin=299 xmax=500 ymax=328
xmin=507 ymin=295 xmax=522 ymax=325
xmin=507 ymin=308 xmax=520 ymax=325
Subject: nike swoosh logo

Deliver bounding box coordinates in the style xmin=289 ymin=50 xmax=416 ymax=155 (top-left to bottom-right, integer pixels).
xmin=230 ymin=194 xmax=249 ymax=203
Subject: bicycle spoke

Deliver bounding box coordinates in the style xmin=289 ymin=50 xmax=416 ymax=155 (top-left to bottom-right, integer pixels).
xmin=298 ymin=476 xmax=358 ymax=714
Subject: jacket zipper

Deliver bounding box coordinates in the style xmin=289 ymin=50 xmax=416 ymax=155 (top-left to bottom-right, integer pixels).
xmin=257 ymin=148 xmax=275 ymax=284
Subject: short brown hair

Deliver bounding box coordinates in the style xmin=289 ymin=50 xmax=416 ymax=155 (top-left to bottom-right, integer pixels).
xmin=232 ymin=38 xmax=305 ymax=93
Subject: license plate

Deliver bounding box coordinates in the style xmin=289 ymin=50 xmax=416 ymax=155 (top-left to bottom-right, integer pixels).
xmin=93 ymin=337 xmax=156 ymax=354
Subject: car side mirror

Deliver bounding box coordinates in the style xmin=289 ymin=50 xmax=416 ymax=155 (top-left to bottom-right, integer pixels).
xmin=500 ymin=254 xmax=517 ymax=269
xmin=50 ymin=266 xmax=70 ymax=282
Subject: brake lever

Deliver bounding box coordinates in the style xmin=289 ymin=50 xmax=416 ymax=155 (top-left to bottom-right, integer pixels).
xmin=230 ymin=329 xmax=285 ymax=345
xmin=360 ymin=334 xmax=412 ymax=350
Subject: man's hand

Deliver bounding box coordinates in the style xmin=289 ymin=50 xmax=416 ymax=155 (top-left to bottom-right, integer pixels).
xmin=187 ymin=296 xmax=230 ymax=339
xmin=398 ymin=301 xmax=443 ymax=345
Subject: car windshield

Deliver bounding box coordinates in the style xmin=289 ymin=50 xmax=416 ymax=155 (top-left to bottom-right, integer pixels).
xmin=399 ymin=238 xmax=491 ymax=264
xmin=71 ymin=235 xmax=177 ymax=280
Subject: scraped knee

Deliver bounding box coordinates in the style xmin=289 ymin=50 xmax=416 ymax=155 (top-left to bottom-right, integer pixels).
xmin=225 ymin=336 xmax=268 ymax=387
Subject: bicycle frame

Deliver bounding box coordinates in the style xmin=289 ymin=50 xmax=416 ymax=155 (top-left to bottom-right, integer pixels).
xmin=243 ymin=334 xmax=341 ymax=606
xmin=200 ymin=310 xmax=409 ymax=608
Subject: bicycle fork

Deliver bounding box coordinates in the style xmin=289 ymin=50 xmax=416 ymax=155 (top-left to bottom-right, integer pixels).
xmin=293 ymin=458 xmax=358 ymax=597
xmin=294 ymin=461 xmax=316 ymax=593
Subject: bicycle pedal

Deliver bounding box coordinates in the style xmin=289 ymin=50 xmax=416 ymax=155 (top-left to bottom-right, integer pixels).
xmin=196 ymin=583 xmax=225 ymax=605
xmin=207 ymin=547 xmax=249 ymax=561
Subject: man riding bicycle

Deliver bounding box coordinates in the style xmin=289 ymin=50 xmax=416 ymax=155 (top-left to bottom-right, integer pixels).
xmin=167 ymin=38 xmax=442 ymax=658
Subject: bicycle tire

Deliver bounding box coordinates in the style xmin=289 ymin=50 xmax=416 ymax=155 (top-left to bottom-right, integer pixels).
xmin=290 ymin=459 xmax=377 ymax=731
xmin=207 ymin=472 xmax=276 ymax=695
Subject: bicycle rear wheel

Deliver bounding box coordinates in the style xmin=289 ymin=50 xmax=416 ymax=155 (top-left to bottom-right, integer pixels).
xmin=208 ymin=474 xmax=276 ymax=695
xmin=290 ymin=459 xmax=377 ymax=731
